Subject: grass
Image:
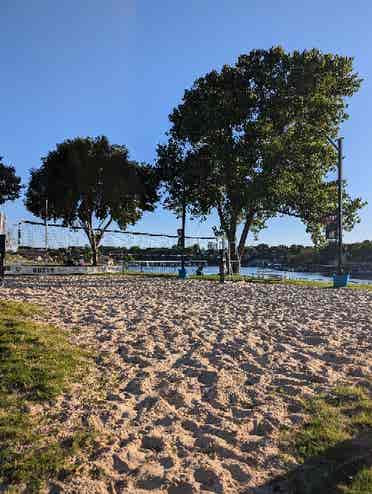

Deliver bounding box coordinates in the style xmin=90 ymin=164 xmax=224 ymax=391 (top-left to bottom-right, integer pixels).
xmin=115 ymin=270 xmax=372 ymax=290
xmin=280 ymin=385 xmax=372 ymax=493
xmin=344 ymin=469 xmax=372 ymax=494
xmin=120 ymin=270 xmax=177 ymax=278
xmin=190 ymin=273 xmax=333 ymax=287
xmin=0 ymin=300 xmax=94 ymax=493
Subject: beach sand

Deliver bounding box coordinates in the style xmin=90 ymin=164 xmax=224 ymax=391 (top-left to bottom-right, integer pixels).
xmin=2 ymin=276 xmax=372 ymax=493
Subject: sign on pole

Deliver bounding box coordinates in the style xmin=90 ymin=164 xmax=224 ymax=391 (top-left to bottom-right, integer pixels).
xmin=177 ymin=228 xmax=183 ymax=248
xmin=325 ymin=213 xmax=338 ymax=241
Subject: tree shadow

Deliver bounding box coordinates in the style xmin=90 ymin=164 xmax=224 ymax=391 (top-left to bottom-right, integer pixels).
xmin=254 ymin=432 xmax=372 ymax=494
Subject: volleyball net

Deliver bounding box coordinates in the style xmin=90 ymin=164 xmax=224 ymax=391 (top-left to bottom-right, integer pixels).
xmin=16 ymin=220 xmax=218 ymax=273
xmin=18 ymin=220 xmax=216 ymax=249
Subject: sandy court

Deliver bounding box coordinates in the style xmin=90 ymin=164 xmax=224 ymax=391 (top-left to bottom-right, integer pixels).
xmin=2 ymin=275 xmax=372 ymax=493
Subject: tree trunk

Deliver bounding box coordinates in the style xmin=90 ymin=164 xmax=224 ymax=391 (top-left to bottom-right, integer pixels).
xmin=216 ymin=205 xmax=241 ymax=274
xmin=82 ymin=222 xmax=99 ymax=266
xmin=226 ymin=225 xmax=239 ymax=274
xmin=237 ymin=211 xmax=255 ymax=260
xmin=226 ymin=212 xmax=255 ymax=275
xmin=229 ymin=236 xmax=240 ymax=274
xmin=82 ymin=217 xmax=112 ymax=267
xmin=91 ymin=237 xmax=98 ymax=266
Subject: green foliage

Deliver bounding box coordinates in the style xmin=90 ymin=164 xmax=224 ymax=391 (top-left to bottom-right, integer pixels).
xmin=25 ymin=136 xmax=159 ymax=265
xmin=342 ymin=469 xmax=372 ymax=494
xmin=44 ymin=241 xmax=372 ymax=272
xmin=281 ymin=386 xmax=372 ymax=494
xmin=158 ymin=47 xmax=365 ymax=271
xmin=0 ymin=300 xmax=93 ymax=492
xmin=0 ymin=156 xmax=22 ymax=205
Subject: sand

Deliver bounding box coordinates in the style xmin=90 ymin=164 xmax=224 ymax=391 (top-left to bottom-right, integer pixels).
xmin=1 ymin=275 xmax=372 ymax=493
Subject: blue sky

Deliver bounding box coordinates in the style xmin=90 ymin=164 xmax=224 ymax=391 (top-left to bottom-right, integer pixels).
xmin=1 ymin=0 xmax=371 ymax=246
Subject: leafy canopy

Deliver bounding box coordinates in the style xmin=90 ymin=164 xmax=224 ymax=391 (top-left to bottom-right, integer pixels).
xmin=158 ymin=47 xmax=364 ymax=251
xmin=25 ymin=136 xmax=159 ymax=262
xmin=0 ymin=156 xmax=22 ymax=206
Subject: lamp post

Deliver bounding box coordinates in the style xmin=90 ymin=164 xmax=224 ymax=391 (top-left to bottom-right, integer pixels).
xmin=337 ymin=138 xmax=343 ymax=276
xmin=325 ymin=135 xmax=348 ymax=287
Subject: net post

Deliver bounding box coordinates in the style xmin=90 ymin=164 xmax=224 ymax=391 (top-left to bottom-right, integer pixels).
xmin=178 ymin=203 xmax=187 ymax=279
xmin=0 ymin=213 xmax=5 ymax=285
xmin=17 ymin=221 xmax=22 ymax=251
xmin=219 ymin=236 xmax=226 ymax=283
xmin=44 ymin=199 xmax=49 ymax=256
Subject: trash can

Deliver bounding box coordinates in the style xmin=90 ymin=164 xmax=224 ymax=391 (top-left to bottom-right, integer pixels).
xmin=333 ymin=273 xmax=349 ymax=288
xmin=178 ymin=267 xmax=187 ymax=279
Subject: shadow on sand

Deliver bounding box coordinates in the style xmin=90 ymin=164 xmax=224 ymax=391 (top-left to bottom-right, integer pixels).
xmin=254 ymin=432 xmax=372 ymax=494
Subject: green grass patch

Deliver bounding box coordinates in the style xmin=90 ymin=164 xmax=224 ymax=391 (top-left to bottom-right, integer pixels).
xmin=281 ymin=385 xmax=372 ymax=494
xmin=0 ymin=299 xmax=94 ymax=492
xmin=117 ymin=271 xmax=372 ymax=290
xmin=189 ymin=273 xmax=334 ymax=287
xmin=349 ymin=283 xmax=372 ymax=291
xmin=124 ymin=271 xmax=333 ymax=287
xmin=121 ymin=270 xmax=177 ymax=278
xmin=342 ymin=468 xmax=372 ymax=494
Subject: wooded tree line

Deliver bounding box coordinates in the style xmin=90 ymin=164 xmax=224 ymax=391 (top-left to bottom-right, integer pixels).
xmin=240 ymin=242 xmax=372 ymax=266
xmin=21 ymin=241 xmax=372 ymax=270
xmin=0 ymin=47 xmax=366 ymax=269
xmin=97 ymin=242 xmax=372 ymax=266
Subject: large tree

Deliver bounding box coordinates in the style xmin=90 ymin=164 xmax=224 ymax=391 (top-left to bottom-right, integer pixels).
xmin=25 ymin=136 xmax=159 ymax=265
xmin=158 ymin=47 xmax=365 ymax=272
xmin=0 ymin=156 xmax=22 ymax=206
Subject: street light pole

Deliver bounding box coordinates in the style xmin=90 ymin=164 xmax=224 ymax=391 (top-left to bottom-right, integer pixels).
xmin=337 ymin=138 xmax=343 ymax=275
xmin=323 ymin=134 xmax=344 ymax=277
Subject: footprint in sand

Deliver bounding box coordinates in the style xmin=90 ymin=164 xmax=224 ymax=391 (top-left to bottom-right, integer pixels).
xmin=141 ymin=435 xmax=165 ymax=452
xmin=194 ymin=467 xmax=223 ymax=493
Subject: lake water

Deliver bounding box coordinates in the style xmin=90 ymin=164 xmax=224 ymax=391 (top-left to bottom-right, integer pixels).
xmin=127 ymin=264 xmax=372 ymax=285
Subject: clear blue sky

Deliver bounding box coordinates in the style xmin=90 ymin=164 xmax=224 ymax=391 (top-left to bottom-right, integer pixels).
xmin=1 ymin=0 xmax=371 ymax=246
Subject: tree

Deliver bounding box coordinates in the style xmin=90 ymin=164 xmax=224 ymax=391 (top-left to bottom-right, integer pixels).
xmin=159 ymin=47 xmax=365 ymax=273
xmin=0 ymin=156 xmax=22 ymax=205
xmin=25 ymin=136 xmax=159 ymax=265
